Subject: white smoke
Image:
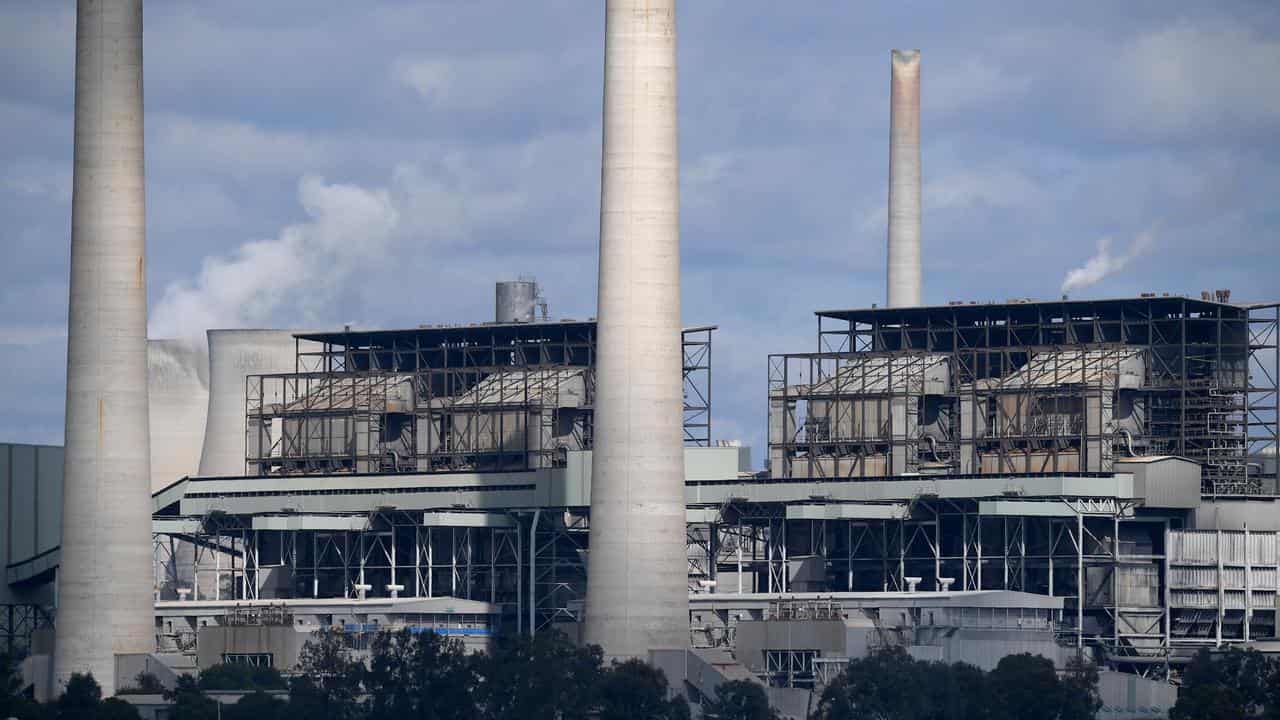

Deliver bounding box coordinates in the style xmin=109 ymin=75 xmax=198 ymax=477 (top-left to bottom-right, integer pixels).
xmin=1060 ymin=229 xmax=1155 ymax=293
xmin=150 ymin=175 xmax=404 ymax=340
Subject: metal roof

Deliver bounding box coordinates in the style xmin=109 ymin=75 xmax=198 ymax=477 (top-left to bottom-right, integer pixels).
xmin=816 ymin=295 xmax=1261 ymax=324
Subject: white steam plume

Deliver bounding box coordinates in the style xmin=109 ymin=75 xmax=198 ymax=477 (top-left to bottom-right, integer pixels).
xmin=1061 ymin=228 xmax=1155 ymax=293
xmin=150 ymin=175 xmax=399 ymax=340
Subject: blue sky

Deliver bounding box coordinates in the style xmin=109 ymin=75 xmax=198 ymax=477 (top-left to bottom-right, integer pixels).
xmin=2 ymin=1 xmax=1278 ymax=458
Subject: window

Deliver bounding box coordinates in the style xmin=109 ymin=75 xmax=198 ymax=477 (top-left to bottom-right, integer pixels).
xmin=222 ymin=653 xmax=273 ymax=667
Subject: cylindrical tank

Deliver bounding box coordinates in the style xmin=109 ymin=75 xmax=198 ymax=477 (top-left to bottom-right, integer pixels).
xmin=55 ymin=0 xmax=154 ymax=696
xmin=495 ymin=280 xmax=538 ymax=323
xmin=584 ymin=0 xmax=688 ymax=661
xmin=148 ymin=339 xmax=210 ymax=492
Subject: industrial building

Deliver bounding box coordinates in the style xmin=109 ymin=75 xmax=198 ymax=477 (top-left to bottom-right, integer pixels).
xmin=12 ymin=0 xmax=1276 ymax=716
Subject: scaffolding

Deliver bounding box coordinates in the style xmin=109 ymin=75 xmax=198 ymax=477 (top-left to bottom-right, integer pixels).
xmin=785 ymin=297 xmax=1275 ymax=495
xmin=245 ymin=322 xmax=715 ymax=475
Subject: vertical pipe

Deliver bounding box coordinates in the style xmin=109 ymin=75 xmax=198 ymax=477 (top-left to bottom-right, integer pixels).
xmin=887 ymin=49 xmax=922 ymax=308
xmin=583 ymin=0 xmax=687 ymax=659
xmin=528 ymin=510 xmax=539 ymax=637
xmin=54 ymin=0 xmax=152 ymax=695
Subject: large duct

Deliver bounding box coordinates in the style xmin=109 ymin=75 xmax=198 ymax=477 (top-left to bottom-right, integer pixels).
xmin=198 ymin=329 xmax=314 ymax=477
xmin=583 ymin=0 xmax=688 ymax=659
xmin=147 ymin=339 xmax=209 ymax=491
xmin=55 ymin=0 xmax=153 ymax=695
xmin=887 ymin=49 xmax=922 ymax=308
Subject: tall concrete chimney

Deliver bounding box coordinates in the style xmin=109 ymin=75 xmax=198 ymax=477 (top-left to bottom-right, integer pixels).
xmin=583 ymin=0 xmax=688 ymax=659
xmin=55 ymin=0 xmax=154 ymax=695
xmin=887 ymin=49 xmax=922 ymax=308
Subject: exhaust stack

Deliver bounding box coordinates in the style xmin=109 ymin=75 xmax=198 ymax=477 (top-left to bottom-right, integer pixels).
xmin=887 ymin=49 xmax=922 ymax=308
xmin=55 ymin=0 xmax=153 ymax=695
xmin=583 ymin=0 xmax=688 ymax=659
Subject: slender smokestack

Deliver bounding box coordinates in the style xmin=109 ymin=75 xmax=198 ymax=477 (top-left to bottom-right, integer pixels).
xmin=583 ymin=0 xmax=687 ymax=659
xmin=55 ymin=0 xmax=153 ymax=695
xmin=887 ymin=49 xmax=921 ymax=308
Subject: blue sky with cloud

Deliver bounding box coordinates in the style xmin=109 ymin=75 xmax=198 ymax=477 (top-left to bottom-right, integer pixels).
xmin=2 ymin=1 xmax=1277 ymax=458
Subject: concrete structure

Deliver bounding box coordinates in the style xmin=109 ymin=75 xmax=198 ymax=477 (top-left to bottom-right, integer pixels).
xmin=198 ymin=330 xmax=313 ymax=477
xmin=887 ymin=49 xmax=921 ymax=308
xmin=584 ymin=0 xmax=688 ymax=660
xmin=54 ymin=0 xmax=153 ymax=695
xmin=147 ymin=339 xmax=209 ymax=491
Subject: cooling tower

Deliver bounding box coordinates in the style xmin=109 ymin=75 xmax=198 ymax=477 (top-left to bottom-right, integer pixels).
xmin=887 ymin=49 xmax=922 ymax=308
xmin=198 ymin=329 xmax=315 ymax=477
xmin=55 ymin=0 xmax=154 ymax=695
xmin=148 ymin=339 xmax=209 ymax=491
xmin=583 ymin=0 xmax=688 ymax=659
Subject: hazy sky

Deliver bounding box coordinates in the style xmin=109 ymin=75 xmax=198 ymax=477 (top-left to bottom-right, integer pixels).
xmin=2 ymin=1 xmax=1277 ymax=457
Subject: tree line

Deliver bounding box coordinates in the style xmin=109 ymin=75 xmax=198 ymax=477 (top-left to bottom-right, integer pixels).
xmin=4 ymin=630 xmax=1279 ymax=720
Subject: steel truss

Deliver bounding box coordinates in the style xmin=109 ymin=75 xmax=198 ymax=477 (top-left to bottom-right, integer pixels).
xmin=801 ymin=297 xmax=1274 ymax=495
xmin=244 ymin=324 xmax=716 ymax=477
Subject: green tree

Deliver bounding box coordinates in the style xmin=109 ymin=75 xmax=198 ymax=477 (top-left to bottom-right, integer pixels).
xmin=224 ymin=690 xmax=287 ymax=720
xmin=288 ymin=627 xmax=365 ymax=720
xmin=930 ymin=661 xmax=990 ymax=720
xmin=365 ymin=628 xmax=478 ymax=720
xmin=0 ymin=652 xmax=46 ymax=720
xmin=1058 ymin=656 xmax=1102 ymax=720
xmin=57 ymin=673 xmax=102 ymax=720
xmin=1171 ymin=647 xmax=1276 ymax=720
xmin=811 ymin=646 xmax=937 ymax=720
xmin=198 ymin=662 xmax=286 ymax=691
xmin=597 ymin=659 xmax=689 ymax=720
xmin=117 ymin=671 xmax=166 ymax=695
xmin=702 ymin=679 xmax=777 ymax=720
xmin=96 ymin=697 xmax=143 ymax=720
xmin=476 ymin=631 xmax=604 ymax=720
xmin=164 ymin=674 xmax=218 ymax=720
xmin=988 ymin=654 xmax=1061 ymax=720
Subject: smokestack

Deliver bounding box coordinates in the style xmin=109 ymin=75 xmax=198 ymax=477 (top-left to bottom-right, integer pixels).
xmin=887 ymin=49 xmax=921 ymax=308
xmin=55 ymin=0 xmax=153 ymax=695
xmin=583 ymin=0 xmax=687 ymax=659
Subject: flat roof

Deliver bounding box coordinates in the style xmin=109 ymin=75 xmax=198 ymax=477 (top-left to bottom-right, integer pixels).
xmin=295 ymin=321 xmax=717 ymax=348
xmin=816 ymin=295 xmax=1273 ymax=324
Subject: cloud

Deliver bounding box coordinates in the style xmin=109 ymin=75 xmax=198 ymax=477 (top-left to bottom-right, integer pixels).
xmin=149 ymin=175 xmax=400 ymax=339
xmin=1061 ymin=228 xmax=1156 ymax=293
xmin=1101 ymin=22 xmax=1280 ymax=137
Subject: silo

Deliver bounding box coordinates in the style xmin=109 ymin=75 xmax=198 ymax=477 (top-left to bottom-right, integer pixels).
xmin=147 ymin=339 xmax=209 ymax=491
xmin=55 ymin=0 xmax=154 ymax=695
xmin=198 ymin=329 xmax=317 ymax=477
xmin=495 ymin=280 xmax=538 ymax=323
xmin=583 ymin=0 xmax=688 ymax=660
xmin=887 ymin=49 xmax=922 ymax=308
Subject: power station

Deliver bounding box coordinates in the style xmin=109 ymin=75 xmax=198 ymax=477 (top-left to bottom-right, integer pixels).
xmin=0 ymin=1 xmax=1275 ymax=717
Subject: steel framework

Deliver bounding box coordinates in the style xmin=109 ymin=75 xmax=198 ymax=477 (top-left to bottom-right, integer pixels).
xmin=244 ymin=322 xmax=715 ymax=475
xmin=790 ymin=297 xmax=1276 ymax=495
